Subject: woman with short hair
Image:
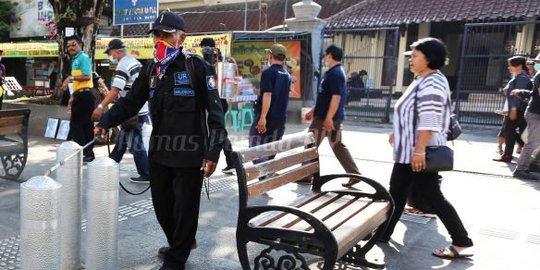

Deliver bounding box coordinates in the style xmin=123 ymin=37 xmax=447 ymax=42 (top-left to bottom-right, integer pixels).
xmin=383 ymin=37 xmax=473 ymax=259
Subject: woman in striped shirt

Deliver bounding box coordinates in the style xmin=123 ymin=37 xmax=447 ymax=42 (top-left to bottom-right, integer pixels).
xmin=382 ymin=38 xmax=474 ymax=259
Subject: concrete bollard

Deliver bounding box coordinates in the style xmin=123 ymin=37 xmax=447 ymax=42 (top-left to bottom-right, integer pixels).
xmin=55 ymin=141 xmax=83 ymax=269
xmin=20 ymin=176 xmax=62 ymax=270
xmin=85 ymin=157 xmax=119 ymax=270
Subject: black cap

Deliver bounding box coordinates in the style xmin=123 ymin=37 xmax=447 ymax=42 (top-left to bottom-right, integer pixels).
xmin=148 ymin=12 xmax=185 ymax=34
xmin=200 ymin=38 xmax=215 ymax=47
xmin=104 ymin=39 xmax=125 ymax=54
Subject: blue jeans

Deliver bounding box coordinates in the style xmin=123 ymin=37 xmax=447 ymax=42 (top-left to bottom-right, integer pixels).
xmin=110 ymin=114 xmax=150 ymax=179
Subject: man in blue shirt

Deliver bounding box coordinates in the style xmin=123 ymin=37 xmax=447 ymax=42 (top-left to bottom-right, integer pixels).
xmin=249 ymin=43 xmax=291 ymax=163
xmin=304 ymin=45 xmax=361 ymax=186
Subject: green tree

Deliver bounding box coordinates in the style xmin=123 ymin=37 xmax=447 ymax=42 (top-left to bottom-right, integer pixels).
xmin=0 ymin=1 xmax=18 ymax=42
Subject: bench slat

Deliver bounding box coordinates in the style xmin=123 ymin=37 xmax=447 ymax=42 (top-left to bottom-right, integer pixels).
xmin=244 ymin=148 xmax=318 ymax=181
xmin=238 ymin=133 xmax=315 ymax=163
xmin=0 ymin=125 xmax=22 ymax=136
xmin=287 ymin=195 xmax=360 ymax=231
xmin=253 ymin=192 xmax=343 ymax=228
xmin=333 ymin=201 xmax=391 ymax=257
xmin=249 ymin=192 xmax=328 ymax=226
xmin=247 ymin=162 xmax=319 ymax=199
xmin=0 ymin=115 xmax=24 ymax=128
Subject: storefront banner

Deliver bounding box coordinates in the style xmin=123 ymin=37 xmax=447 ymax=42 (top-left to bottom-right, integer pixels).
xmin=113 ymin=0 xmax=158 ymax=25
xmin=0 ymin=42 xmax=57 ymax=58
xmin=0 ymin=33 xmax=232 ymax=59
xmin=10 ymin=0 xmax=54 ymax=38
xmin=231 ymin=41 xmax=302 ymax=98
xmin=94 ymin=33 xmax=232 ymax=60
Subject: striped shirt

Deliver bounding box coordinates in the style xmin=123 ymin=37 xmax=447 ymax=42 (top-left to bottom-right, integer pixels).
xmin=393 ymin=71 xmax=451 ymax=164
xmin=111 ymin=55 xmax=148 ymax=115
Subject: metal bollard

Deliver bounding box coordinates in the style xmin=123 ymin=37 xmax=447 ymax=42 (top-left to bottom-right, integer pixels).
xmin=55 ymin=141 xmax=83 ymax=269
xmin=85 ymin=157 xmax=119 ymax=270
xmin=20 ymin=176 xmax=62 ymax=270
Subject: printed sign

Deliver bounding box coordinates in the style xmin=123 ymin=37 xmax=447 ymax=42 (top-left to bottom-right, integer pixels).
xmin=113 ymin=0 xmax=159 ymax=25
xmin=231 ymin=41 xmax=302 ymax=98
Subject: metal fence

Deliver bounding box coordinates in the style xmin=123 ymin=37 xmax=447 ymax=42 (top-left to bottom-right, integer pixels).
xmin=324 ymin=27 xmax=399 ymax=122
xmin=455 ymin=21 xmax=539 ymax=125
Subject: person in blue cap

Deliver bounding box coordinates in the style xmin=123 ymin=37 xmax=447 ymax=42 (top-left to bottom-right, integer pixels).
xmin=94 ymin=12 xmax=226 ymax=270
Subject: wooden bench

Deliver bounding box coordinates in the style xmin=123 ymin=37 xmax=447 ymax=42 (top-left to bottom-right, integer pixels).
xmin=232 ymin=132 xmax=394 ymax=270
xmin=0 ymin=109 xmax=31 ymax=180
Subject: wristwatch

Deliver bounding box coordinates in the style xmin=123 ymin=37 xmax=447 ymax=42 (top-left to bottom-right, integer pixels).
xmin=97 ymin=104 xmax=104 ymax=110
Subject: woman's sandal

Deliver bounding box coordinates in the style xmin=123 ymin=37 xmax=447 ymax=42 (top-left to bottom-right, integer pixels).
xmin=432 ymin=245 xmax=473 ymax=259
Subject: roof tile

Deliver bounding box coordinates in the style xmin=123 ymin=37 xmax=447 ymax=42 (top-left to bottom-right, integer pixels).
xmin=326 ymin=0 xmax=540 ymax=30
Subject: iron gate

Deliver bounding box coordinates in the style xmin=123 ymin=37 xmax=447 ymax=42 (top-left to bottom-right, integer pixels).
xmin=323 ymin=27 xmax=399 ymax=122
xmin=455 ymin=21 xmax=540 ymax=125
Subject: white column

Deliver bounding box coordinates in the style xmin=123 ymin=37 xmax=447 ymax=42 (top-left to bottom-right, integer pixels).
xmin=55 ymin=141 xmax=83 ymax=270
xmin=286 ymin=0 xmax=327 ymax=107
xmin=20 ymin=176 xmax=62 ymax=270
xmin=85 ymin=158 xmax=120 ymax=270
xmin=395 ymin=30 xmax=408 ymax=93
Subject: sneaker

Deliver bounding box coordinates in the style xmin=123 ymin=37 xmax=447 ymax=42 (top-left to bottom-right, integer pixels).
xmin=221 ymin=165 xmax=235 ymax=175
xmin=130 ymin=176 xmax=150 ymax=184
xmin=492 ymin=155 xmax=512 ymax=162
xmin=513 ymin=170 xmax=540 ymax=180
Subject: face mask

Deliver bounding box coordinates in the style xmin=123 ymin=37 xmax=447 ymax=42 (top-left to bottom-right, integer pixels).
xmin=535 ymin=63 xmax=540 ymax=71
xmin=154 ymin=39 xmax=180 ymax=76
xmin=108 ymin=55 xmax=118 ymax=64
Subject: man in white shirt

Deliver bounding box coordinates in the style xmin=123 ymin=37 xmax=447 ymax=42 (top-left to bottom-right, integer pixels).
xmin=92 ymin=39 xmax=150 ymax=183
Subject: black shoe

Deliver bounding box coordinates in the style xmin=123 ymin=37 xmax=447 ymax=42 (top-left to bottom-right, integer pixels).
xmin=130 ymin=176 xmax=150 ymax=184
xmin=158 ymin=264 xmax=179 ymax=270
xmin=158 ymin=241 xmax=197 ymax=258
xmin=221 ymin=165 xmax=235 ymax=174
xmin=83 ymin=156 xmax=95 ymax=163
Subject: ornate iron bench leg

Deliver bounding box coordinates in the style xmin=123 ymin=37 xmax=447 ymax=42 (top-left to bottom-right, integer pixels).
xmin=1 ymin=153 xmax=27 ymax=181
xmin=253 ymin=246 xmax=310 ymax=270
xmin=237 ymin=240 xmax=252 ymax=270
xmin=341 ymin=244 xmax=385 ymax=269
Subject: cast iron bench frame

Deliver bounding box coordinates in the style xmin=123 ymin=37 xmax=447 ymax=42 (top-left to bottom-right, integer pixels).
xmin=232 ymin=132 xmax=394 ymax=270
xmin=0 ymin=109 xmax=30 ymax=180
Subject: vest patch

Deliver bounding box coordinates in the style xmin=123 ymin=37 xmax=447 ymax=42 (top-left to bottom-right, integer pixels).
xmin=206 ymin=75 xmax=217 ymax=90
xmin=174 ymin=71 xmax=190 ymax=85
xmin=173 ymin=88 xmax=195 ymax=97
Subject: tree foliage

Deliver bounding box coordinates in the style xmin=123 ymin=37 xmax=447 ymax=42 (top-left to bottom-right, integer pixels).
xmin=0 ymin=1 xmax=18 ymax=42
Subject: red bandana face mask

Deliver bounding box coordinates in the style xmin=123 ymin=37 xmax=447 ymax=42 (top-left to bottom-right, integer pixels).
xmin=154 ymin=39 xmax=180 ymax=76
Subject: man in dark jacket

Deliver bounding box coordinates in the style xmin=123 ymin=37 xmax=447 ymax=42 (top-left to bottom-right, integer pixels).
xmin=94 ymin=12 xmax=226 ymax=270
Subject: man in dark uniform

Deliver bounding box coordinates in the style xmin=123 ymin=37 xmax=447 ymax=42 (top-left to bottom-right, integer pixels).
xmin=249 ymin=43 xmax=292 ymax=163
xmin=94 ymin=12 xmax=226 ymax=270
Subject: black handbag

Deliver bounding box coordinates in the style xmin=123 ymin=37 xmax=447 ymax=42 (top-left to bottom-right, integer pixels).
xmin=425 ymin=145 xmax=454 ymax=172
xmin=413 ymin=75 xmax=454 ymax=172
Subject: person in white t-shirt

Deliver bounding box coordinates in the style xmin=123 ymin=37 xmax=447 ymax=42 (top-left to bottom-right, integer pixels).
xmin=92 ymin=39 xmax=150 ymax=183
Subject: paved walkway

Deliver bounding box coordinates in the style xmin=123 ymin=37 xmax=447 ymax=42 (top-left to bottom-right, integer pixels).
xmin=0 ymin=121 xmax=539 ymax=269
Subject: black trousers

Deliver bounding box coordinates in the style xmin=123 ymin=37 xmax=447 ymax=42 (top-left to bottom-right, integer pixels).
xmin=70 ymin=90 xmax=95 ymax=158
xmin=383 ymin=163 xmax=473 ymax=247
xmin=503 ymin=112 xmax=526 ymax=158
xmin=150 ymin=161 xmax=203 ymax=269
xmin=248 ymin=115 xmax=286 ymax=164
